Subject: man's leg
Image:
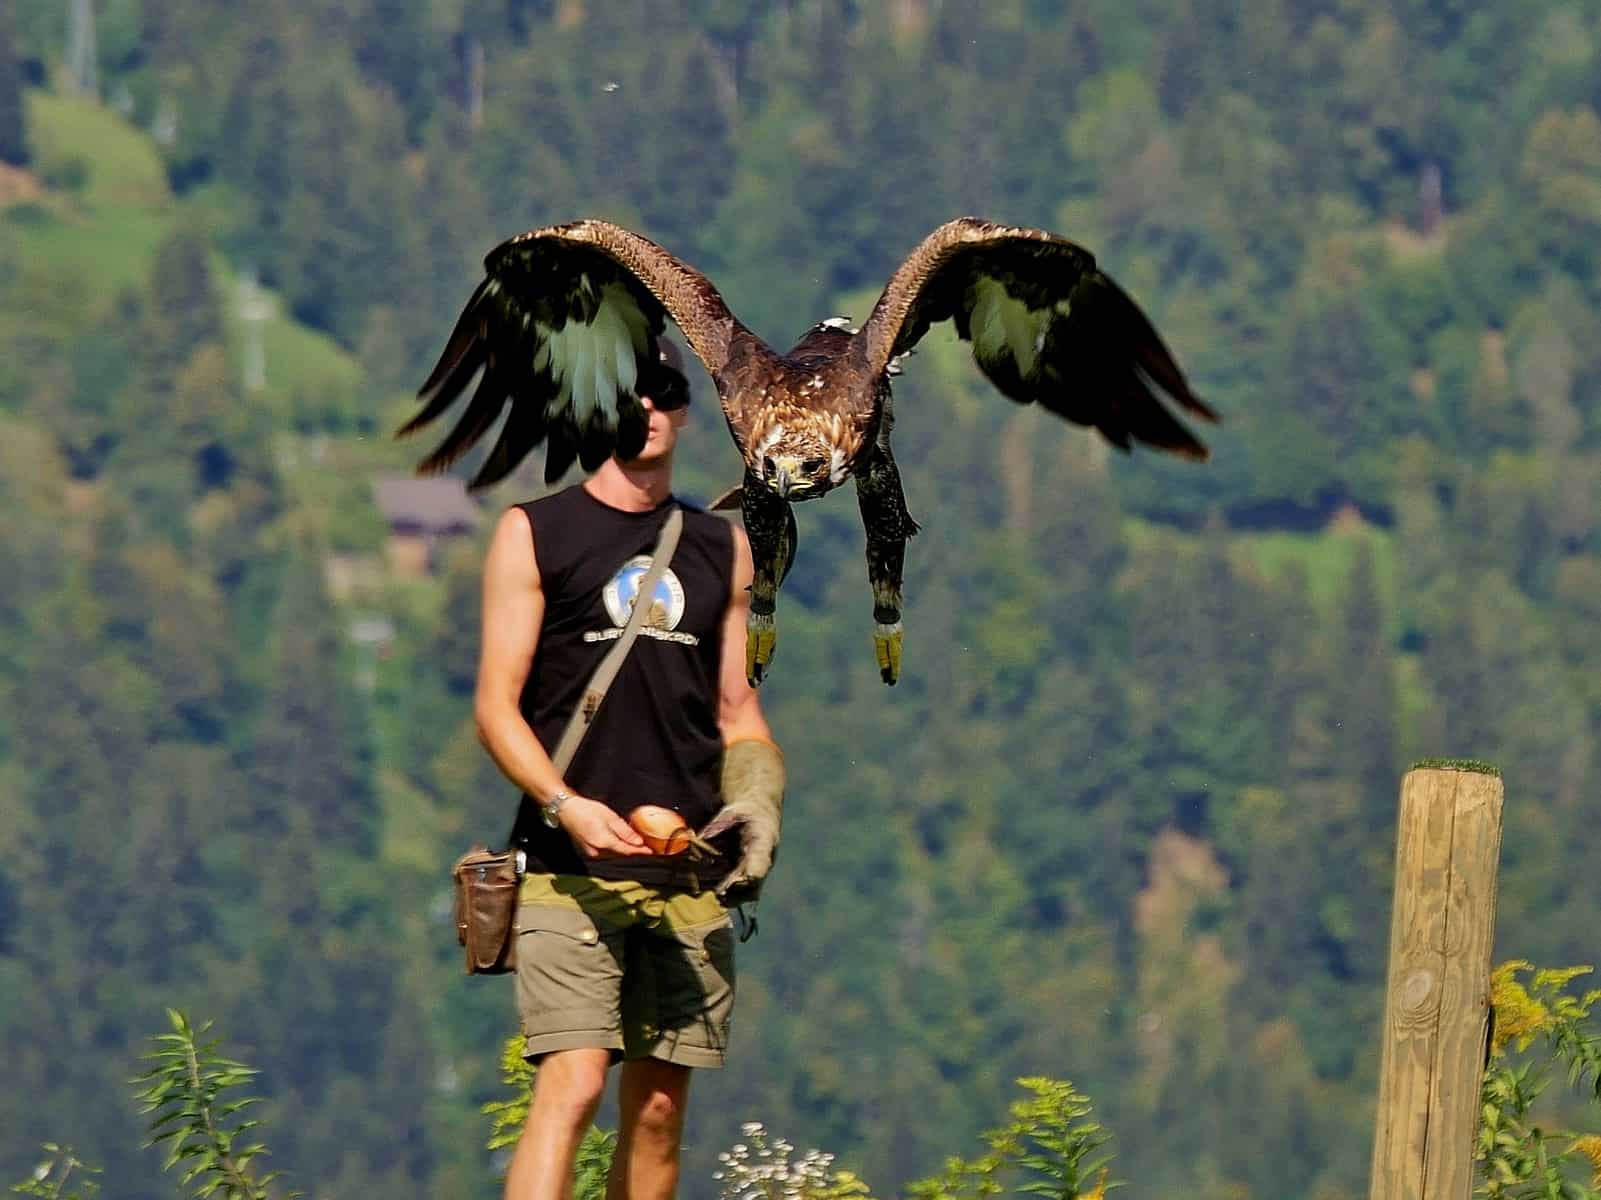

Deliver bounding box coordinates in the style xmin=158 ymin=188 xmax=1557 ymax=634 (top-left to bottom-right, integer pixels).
xmin=505 ymin=1048 xmax=612 ymax=1200
xmin=605 ymin=1057 xmax=693 ymax=1200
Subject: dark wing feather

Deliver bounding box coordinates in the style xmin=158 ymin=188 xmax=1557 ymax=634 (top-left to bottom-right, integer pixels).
xmin=859 ymin=218 xmax=1217 ymax=459
xmin=400 ymin=219 xmax=748 ymax=489
xmin=398 ymin=283 xmax=491 ymax=437
xmin=415 ymin=360 xmax=515 ymax=476
xmin=543 ymin=425 xmax=579 ymax=486
xmin=470 ymin=383 xmax=547 ymax=490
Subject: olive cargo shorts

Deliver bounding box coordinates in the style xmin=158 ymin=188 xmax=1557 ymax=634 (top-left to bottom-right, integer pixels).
xmin=513 ymin=873 xmax=736 ymax=1067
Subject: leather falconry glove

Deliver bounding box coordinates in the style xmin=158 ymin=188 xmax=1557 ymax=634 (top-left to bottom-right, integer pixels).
xmin=698 ymin=738 xmax=785 ymax=903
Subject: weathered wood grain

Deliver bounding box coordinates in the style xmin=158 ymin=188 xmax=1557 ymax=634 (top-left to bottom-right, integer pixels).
xmin=1369 ymin=767 xmax=1503 ymax=1200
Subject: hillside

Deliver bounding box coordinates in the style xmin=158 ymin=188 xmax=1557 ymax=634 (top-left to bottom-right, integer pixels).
xmin=5 ymin=5 xmax=1601 ymax=1200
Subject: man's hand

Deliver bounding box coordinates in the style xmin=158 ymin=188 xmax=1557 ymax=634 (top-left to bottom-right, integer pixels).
xmin=700 ymin=803 xmax=777 ymax=899
xmin=560 ymin=796 xmax=652 ymax=858
xmin=700 ymin=738 xmax=785 ymax=901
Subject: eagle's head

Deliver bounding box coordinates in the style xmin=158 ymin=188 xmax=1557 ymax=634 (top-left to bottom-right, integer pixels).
xmin=750 ymin=421 xmax=850 ymax=500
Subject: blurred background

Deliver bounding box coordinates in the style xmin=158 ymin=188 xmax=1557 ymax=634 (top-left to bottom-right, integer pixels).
xmin=2 ymin=2 xmax=1600 ymax=1197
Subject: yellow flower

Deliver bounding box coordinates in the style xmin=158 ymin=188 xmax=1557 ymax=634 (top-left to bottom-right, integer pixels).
xmin=1490 ymin=962 xmax=1551 ymax=1054
xmin=1571 ymin=1135 xmax=1601 ymax=1188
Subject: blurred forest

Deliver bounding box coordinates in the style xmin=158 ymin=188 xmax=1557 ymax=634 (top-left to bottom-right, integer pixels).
xmin=3 ymin=2 xmax=1601 ymax=1198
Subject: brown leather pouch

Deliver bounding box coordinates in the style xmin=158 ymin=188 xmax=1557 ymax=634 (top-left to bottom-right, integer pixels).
xmin=452 ymin=845 xmax=521 ymax=975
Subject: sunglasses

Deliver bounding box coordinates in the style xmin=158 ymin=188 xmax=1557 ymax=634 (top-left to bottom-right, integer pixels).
xmin=647 ymin=367 xmax=692 ymax=412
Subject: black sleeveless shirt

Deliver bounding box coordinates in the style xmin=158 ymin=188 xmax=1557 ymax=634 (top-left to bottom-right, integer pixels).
xmin=507 ymin=485 xmax=737 ymax=887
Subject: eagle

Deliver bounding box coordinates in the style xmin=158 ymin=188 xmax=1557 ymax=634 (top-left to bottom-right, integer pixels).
xmin=401 ymin=217 xmax=1217 ymax=687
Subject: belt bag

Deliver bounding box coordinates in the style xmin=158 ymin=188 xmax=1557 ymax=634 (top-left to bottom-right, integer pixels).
xmin=451 ymin=843 xmax=523 ymax=973
xmin=452 ymin=507 xmax=685 ymax=975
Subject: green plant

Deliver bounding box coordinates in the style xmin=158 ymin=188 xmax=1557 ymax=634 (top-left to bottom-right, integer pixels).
xmin=10 ymin=1144 xmax=100 ymax=1200
xmin=483 ymin=1034 xmax=616 ymax=1200
xmin=905 ymin=1077 xmax=1115 ymax=1200
xmin=705 ymin=1078 xmax=1113 ymax=1200
xmin=1478 ymin=963 xmax=1601 ymax=1198
xmin=130 ymin=1010 xmax=294 ymax=1200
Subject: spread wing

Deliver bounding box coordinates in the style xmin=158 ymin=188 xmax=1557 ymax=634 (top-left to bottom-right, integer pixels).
xmin=858 ymin=218 xmax=1217 ymax=459
xmin=400 ymin=219 xmax=745 ymax=488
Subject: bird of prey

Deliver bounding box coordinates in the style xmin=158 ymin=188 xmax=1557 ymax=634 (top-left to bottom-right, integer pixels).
xmin=401 ymin=217 xmax=1217 ymax=686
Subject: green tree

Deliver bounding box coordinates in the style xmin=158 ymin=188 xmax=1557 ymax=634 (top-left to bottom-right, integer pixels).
xmin=633 ymin=36 xmax=735 ymax=255
xmin=356 ymin=0 xmax=437 ymax=137
xmin=0 ymin=0 xmax=28 ymax=167
xmin=1522 ymin=107 xmax=1601 ymax=241
xmin=216 ymin=31 xmax=297 ymax=274
xmin=140 ymin=229 xmax=225 ymax=391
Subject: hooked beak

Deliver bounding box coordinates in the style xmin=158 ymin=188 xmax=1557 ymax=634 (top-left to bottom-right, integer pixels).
xmin=771 ymin=456 xmax=804 ymax=499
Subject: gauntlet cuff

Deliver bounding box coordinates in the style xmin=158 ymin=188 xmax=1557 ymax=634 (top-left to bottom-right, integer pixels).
xmin=721 ymin=737 xmax=785 ymax=818
xmin=710 ymin=737 xmax=785 ymax=902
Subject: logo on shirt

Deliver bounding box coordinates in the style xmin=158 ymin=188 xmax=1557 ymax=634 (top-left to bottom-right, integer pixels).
xmin=586 ymin=556 xmax=699 ymax=646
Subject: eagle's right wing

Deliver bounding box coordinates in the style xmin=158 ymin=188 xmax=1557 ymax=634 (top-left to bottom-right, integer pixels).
xmin=858 ymin=218 xmax=1217 ymax=460
xmin=400 ymin=220 xmax=747 ymax=488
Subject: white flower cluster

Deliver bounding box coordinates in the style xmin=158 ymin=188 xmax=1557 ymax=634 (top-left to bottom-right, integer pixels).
xmin=712 ymin=1121 xmax=845 ymax=1200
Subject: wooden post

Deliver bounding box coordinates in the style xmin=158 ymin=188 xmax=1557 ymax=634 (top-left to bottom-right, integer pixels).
xmin=1369 ymin=763 xmax=1504 ymax=1200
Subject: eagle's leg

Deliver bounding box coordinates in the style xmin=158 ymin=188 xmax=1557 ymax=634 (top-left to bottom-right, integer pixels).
xmin=738 ymin=473 xmax=797 ymax=687
xmin=855 ymin=441 xmax=920 ymax=686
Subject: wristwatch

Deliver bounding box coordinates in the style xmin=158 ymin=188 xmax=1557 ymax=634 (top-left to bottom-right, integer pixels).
xmin=542 ymin=788 xmax=575 ymax=829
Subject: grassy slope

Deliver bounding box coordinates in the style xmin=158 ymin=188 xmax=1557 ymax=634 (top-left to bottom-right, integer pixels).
xmin=1240 ymin=524 xmax=1398 ymax=619
xmin=9 ymin=92 xmax=359 ymax=407
xmin=5 ymin=91 xmax=381 ymax=557
xmin=13 ymin=93 xmax=172 ymax=290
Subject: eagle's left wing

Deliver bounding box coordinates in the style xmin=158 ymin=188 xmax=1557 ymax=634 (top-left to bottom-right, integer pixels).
xmin=400 ymin=219 xmax=746 ymax=488
xmin=858 ymin=218 xmax=1217 ymax=459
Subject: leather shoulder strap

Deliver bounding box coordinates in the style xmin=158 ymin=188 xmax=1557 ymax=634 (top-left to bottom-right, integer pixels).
xmin=548 ymin=506 xmax=684 ymax=774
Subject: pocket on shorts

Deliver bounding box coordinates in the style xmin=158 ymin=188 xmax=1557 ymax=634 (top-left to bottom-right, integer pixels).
xmin=655 ymin=913 xmax=736 ymax=1040
xmin=516 ymin=902 xmax=600 ymax=942
xmin=514 ymin=903 xmax=623 ymax=1030
xmin=515 ymin=903 xmax=609 ymax=971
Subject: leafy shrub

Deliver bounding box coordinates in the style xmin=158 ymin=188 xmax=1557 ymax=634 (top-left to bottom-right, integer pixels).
xmin=130 ymin=1010 xmax=295 ymax=1200
xmin=10 ymin=1144 xmax=100 ymax=1200
xmin=1477 ymin=962 xmax=1601 ymax=1198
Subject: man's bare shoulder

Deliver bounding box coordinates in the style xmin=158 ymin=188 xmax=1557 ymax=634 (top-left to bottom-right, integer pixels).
xmin=485 ymin=505 xmax=539 ymax=583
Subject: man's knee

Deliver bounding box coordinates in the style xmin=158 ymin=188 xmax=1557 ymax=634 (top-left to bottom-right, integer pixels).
xmin=635 ymin=1086 xmax=686 ymax=1135
xmin=532 ymin=1049 xmax=610 ymax=1124
xmin=623 ymin=1061 xmax=691 ymax=1138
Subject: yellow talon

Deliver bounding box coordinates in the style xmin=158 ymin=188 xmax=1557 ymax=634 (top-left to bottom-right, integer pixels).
xmin=873 ymin=621 xmax=903 ymax=686
xmin=746 ymin=613 xmax=777 ymax=685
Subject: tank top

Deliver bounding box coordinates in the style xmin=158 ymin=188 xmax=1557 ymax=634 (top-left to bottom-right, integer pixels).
xmin=507 ymin=484 xmax=738 ymax=888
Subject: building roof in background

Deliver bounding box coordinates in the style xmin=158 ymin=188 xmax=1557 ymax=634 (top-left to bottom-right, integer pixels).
xmin=371 ymin=476 xmax=482 ymax=532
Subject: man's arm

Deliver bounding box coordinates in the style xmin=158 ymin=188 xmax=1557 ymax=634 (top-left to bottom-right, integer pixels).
xmin=473 ymin=507 xmax=648 ymax=858
xmin=717 ymin=524 xmax=774 ymax=745
xmin=701 ymin=524 xmax=784 ymax=899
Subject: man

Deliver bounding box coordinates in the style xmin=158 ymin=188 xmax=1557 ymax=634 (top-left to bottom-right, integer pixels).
xmin=473 ymin=341 xmax=785 ymax=1200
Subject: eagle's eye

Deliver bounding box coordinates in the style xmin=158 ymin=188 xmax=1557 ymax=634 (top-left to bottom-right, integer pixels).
xmin=801 ymin=457 xmax=825 ymax=476
xmin=762 ymin=456 xmax=776 ymax=478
